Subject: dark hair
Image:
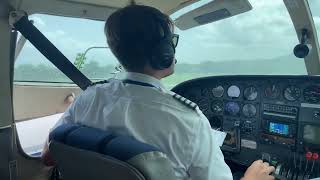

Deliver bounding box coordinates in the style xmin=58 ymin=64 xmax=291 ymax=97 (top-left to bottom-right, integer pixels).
xmin=105 ymin=4 xmax=174 ymax=72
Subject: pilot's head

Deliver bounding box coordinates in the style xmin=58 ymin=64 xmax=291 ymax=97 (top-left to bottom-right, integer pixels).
xmin=105 ymin=4 xmax=178 ymax=79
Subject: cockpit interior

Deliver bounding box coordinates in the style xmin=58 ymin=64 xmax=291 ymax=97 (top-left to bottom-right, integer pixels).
xmin=172 ymin=75 xmax=320 ymax=179
xmin=0 ymin=0 xmax=320 ymax=180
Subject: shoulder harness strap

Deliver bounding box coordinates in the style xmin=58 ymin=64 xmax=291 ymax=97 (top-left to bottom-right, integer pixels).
xmin=172 ymin=93 xmax=198 ymax=110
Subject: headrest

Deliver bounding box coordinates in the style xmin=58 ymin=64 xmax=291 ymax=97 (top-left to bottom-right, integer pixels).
xmin=49 ymin=124 xmax=160 ymax=160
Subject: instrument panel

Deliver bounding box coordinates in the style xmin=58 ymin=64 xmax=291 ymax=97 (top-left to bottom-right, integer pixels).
xmin=172 ymin=76 xmax=320 ymax=179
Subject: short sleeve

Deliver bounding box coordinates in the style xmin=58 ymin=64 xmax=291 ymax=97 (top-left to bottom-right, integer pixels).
xmin=50 ymin=97 xmax=78 ymax=131
xmin=188 ymin=114 xmax=233 ymax=180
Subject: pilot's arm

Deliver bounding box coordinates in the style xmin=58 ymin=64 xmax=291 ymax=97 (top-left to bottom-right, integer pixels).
xmin=41 ymin=99 xmax=76 ymax=166
xmin=188 ymin=112 xmax=275 ymax=180
xmin=188 ymin=113 xmax=233 ymax=180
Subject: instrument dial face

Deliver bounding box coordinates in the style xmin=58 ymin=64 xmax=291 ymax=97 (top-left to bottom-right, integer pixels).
xmin=211 ymin=101 xmax=223 ymax=114
xmin=284 ymin=86 xmax=301 ymax=101
xmin=265 ymin=85 xmax=280 ymax=99
xmin=242 ymin=104 xmax=257 ymax=118
xmin=225 ymin=102 xmax=240 ymax=116
xmin=212 ymin=86 xmax=224 ymax=98
xmin=304 ymin=85 xmax=320 ymax=104
xmin=227 ymin=85 xmax=241 ymax=98
xmin=244 ymin=86 xmax=258 ymax=101
xmin=201 ymin=88 xmax=210 ymax=97
xmin=197 ymin=99 xmax=210 ymax=114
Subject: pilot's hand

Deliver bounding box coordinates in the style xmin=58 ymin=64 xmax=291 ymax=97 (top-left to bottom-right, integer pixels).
xmin=242 ymin=160 xmax=275 ymax=180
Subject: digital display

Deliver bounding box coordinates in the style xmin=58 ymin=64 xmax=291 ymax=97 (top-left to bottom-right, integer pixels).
xmin=304 ymin=125 xmax=320 ymax=145
xmin=223 ymin=130 xmax=237 ymax=148
xmin=269 ymin=122 xmax=289 ymax=135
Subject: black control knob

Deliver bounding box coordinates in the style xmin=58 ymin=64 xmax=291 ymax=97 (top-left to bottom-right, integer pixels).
xmin=262 ymin=153 xmax=271 ymax=163
xmin=314 ymin=111 xmax=320 ymax=118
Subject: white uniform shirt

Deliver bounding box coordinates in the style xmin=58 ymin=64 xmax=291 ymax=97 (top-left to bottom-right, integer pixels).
xmin=53 ymin=72 xmax=233 ymax=180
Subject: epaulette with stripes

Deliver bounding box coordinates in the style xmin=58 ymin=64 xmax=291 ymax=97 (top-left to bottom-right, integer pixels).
xmin=172 ymin=93 xmax=198 ymax=110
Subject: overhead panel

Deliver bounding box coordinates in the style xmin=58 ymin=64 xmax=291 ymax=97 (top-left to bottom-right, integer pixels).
xmin=59 ymin=0 xmax=139 ymax=8
xmin=59 ymin=0 xmax=199 ymax=14
xmin=9 ymin=0 xmax=199 ymax=21
xmin=174 ymin=0 xmax=252 ymax=30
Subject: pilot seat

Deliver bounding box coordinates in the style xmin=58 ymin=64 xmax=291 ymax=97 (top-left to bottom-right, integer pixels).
xmin=48 ymin=124 xmax=177 ymax=180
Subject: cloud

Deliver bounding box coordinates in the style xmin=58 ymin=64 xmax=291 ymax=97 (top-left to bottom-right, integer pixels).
xmin=30 ymin=17 xmax=46 ymax=26
xmin=174 ymin=0 xmax=301 ymax=62
xmin=43 ymin=29 xmax=117 ymax=65
xmin=17 ymin=0 xmax=319 ymax=68
xmin=314 ymin=16 xmax=320 ymax=30
xmin=309 ymin=0 xmax=320 ymax=17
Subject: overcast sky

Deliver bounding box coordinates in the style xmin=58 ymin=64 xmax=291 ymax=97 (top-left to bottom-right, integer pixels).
xmin=16 ymin=0 xmax=320 ymax=66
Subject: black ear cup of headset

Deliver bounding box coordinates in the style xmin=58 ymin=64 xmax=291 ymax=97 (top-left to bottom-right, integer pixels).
xmin=150 ymin=38 xmax=175 ymax=70
xmin=149 ymin=19 xmax=176 ymax=70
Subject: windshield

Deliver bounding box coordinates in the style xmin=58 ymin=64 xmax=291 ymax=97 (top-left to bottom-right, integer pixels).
xmin=15 ymin=0 xmax=307 ymax=88
xmin=309 ymin=0 xmax=320 ymax=45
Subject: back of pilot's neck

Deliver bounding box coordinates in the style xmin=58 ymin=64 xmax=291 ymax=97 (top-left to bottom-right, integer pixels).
xmin=127 ymin=70 xmax=163 ymax=80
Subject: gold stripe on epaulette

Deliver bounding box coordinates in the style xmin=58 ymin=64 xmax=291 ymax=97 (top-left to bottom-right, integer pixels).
xmin=172 ymin=93 xmax=198 ymax=111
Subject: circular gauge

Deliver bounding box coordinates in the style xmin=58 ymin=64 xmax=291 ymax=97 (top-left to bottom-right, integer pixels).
xmin=284 ymin=86 xmax=301 ymax=101
xmin=227 ymin=85 xmax=241 ymax=98
xmin=212 ymin=86 xmax=224 ymax=98
xmin=211 ymin=101 xmax=223 ymax=114
xmin=201 ymin=88 xmax=210 ymax=97
xmin=244 ymin=86 xmax=258 ymax=101
xmin=265 ymin=85 xmax=280 ymax=99
xmin=197 ymin=99 xmax=210 ymax=114
xmin=304 ymin=85 xmax=320 ymax=104
xmin=225 ymin=102 xmax=240 ymax=116
xmin=208 ymin=116 xmax=223 ymax=129
xmin=242 ymin=104 xmax=257 ymax=118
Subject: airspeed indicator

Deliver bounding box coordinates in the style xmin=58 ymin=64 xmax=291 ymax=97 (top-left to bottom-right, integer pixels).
xmin=227 ymin=85 xmax=241 ymax=98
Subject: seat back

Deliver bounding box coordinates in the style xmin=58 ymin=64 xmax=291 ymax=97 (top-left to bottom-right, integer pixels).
xmin=48 ymin=124 xmax=176 ymax=180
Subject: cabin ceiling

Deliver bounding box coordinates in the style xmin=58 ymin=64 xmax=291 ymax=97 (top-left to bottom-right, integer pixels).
xmin=9 ymin=0 xmax=199 ymax=20
xmin=60 ymin=0 xmax=195 ymax=12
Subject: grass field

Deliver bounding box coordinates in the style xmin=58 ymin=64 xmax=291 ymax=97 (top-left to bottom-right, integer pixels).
xmin=14 ymin=57 xmax=307 ymax=89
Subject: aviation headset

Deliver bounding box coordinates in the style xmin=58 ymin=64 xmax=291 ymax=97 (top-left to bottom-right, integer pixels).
xmin=148 ymin=12 xmax=178 ymax=70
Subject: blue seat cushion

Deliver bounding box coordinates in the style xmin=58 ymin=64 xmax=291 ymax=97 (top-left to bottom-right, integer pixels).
xmin=49 ymin=123 xmax=80 ymax=143
xmin=50 ymin=124 xmax=160 ymax=161
xmin=102 ymin=136 xmax=160 ymax=161
xmin=65 ymin=126 xmax=115 ymax=153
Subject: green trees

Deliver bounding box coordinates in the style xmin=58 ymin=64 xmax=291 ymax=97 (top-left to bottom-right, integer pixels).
xmin=14 ymin=54 xmax=307 ymax=86
xmin=74 ymin=53 xmax=86 ymax=69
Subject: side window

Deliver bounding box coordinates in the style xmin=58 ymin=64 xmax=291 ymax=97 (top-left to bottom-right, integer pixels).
xmin=15 ymin=15 xmax=118 ymax=83
xmin=14 ymin=14 xmax=116 ymax=155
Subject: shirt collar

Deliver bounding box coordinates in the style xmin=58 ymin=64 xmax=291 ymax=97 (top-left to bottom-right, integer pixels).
xmin=116 ymin=72 xmax=166 ymax=90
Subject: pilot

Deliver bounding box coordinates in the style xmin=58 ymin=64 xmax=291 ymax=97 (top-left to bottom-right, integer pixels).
xmin=42 ymin=3 xmax=275 ymax=180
